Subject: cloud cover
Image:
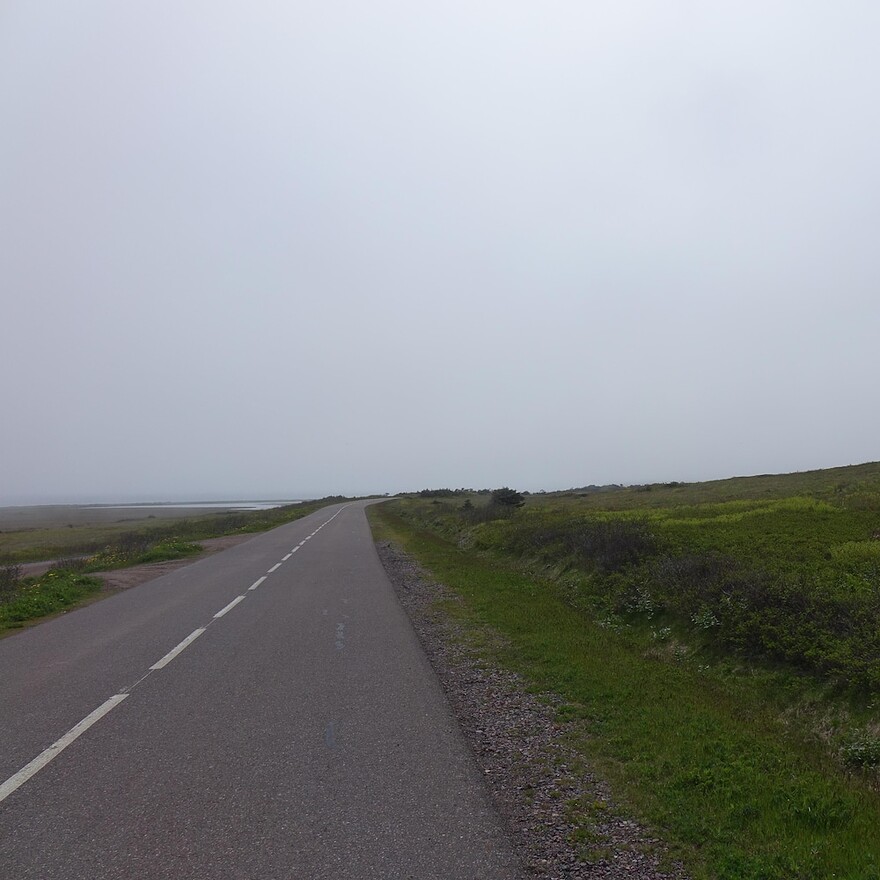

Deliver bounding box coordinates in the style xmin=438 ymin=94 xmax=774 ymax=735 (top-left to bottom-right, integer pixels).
xmin=2 ymin=2 xmax=878 ymax=502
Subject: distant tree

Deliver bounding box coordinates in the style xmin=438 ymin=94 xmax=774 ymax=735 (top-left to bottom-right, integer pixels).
xmin=491 ymin=487 xmax=525 ymax=508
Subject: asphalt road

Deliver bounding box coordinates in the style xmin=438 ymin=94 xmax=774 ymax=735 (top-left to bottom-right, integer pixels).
xmin=0 ymin=501 xmax=524 ymax=879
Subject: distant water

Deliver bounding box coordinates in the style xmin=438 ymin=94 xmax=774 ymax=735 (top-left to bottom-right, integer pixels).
xmin=92 ymin=501 xmax=303 ymax=512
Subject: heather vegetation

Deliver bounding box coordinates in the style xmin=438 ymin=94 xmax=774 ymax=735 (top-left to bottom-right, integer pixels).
xmin=476 ymin=495 xmax=880 ymax=693
xmin=375 ymin=463 xmax=880 ymax=879
xmin=409 ymin=468 xmax=880 ymax=695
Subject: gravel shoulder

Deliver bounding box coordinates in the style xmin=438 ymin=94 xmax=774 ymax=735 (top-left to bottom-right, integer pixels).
xmin=375 ymin=539 xmax=689 ymax=880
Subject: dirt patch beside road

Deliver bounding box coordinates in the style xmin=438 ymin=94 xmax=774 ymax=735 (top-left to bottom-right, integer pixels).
xmin=20 ymin=534 xmax=257 ymax=592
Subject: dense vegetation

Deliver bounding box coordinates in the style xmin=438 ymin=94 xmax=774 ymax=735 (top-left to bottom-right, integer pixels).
xmin=412 ymin=467 xmax=880 ymax=695
xmin=477 ymin=495 xmax=880 ymax=693
xmin=373 ymin=463 xmax=880 ymax=879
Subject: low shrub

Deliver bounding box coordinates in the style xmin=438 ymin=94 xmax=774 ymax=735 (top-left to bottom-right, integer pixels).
xmin=396 ymin=493 xmax=880 ymax=693
xmin=0 ymin=563 xmax=22 ymax=599
xmin=135 ymin=539 xmax=201 ymax=564
xmin=498 ymin=515 xmax=657 ymax=574
xmin=0 ymin=570 xmax=101 ymax=629
xmin=840 ymin=730 xmax=880 ymax=769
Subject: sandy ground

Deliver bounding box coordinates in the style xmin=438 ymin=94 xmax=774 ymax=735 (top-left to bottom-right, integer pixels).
xmin=18 ymin=534 xmax=257 ymax=589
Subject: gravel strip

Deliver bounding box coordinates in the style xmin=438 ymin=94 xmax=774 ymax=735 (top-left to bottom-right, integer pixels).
xmin=376 ymin=540 xmax=689 ymax=880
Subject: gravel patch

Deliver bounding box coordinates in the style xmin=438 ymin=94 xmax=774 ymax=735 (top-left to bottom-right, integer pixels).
xmin=376 ymin=540 xmax=689 ymax=880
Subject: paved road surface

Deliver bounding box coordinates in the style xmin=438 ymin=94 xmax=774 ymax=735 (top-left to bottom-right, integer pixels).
xmin=0 ymin=501 xmax=524 ymax=879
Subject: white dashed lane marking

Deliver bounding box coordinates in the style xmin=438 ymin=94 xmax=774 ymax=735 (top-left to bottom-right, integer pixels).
xmin=150 ymin=628 xmax=207 ymax=670
xmin=0 ymin=695 xmax=129 ymax=805
xmin=213 ymin=596 xmax=246 ymax=619
xmin=0 ymin=503 xmax=351 ymax=806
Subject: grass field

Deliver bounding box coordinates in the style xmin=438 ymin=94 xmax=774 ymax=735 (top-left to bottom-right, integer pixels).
xmin=370 ymin=462 xmax=880 ymax=879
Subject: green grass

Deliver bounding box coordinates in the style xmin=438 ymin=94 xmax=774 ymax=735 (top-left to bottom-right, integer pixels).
xmin=371 ymin=493 xmax=880 ymax=879
xmin=541 ymin=460 xmax=880 ymax=511
xmin=0 ymin=570 xmax=102 ymax=633
xmin=84 ymin=537 xmax=204 ymax=569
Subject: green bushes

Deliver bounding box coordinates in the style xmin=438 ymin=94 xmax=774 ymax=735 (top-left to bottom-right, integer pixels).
xmin=371 ymin=502 xmax=880 ymax=880
xmin=87 ymin=536 xmax=202 ymax=569
xmin=490 ymin=487 xmax=525 ymax=508
xmin=840 ymin=730 xmax=880 ymax=769
xmin=135 ymin=539 xmax=202 ymax=563
xmin=497 ymin=515 xmax=657 ymax=573
xmin=649 ymin=555 xmax=880 ymax=690
xmin=399 ymin=491 xmax=880 ymax=694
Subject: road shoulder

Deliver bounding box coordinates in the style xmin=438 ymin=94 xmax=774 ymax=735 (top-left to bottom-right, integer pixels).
xmin=375 ymin=539 xmax=686 ymax=880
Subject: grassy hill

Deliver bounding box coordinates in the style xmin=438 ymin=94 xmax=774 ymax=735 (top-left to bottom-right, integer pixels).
xmin=373 ymin=461 xmax=880 ymax=879
xmin=551 ymin=460 xmax=880 ymax=509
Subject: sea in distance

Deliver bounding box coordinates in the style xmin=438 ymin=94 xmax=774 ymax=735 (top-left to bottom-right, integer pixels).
xmin=93 ymin=501 xmax=302 ymax=512
xmin=0 ymin=500 xmax=307 ymax=531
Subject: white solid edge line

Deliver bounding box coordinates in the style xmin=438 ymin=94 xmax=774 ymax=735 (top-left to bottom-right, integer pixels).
xmin=248 ymin=576 xmax=267 ymax=591
xmin=282 ymin=553 xmax=292 ymax=561
xmin=0 ymin=694 xmax=129 ymax=804
xmin=213 ymin=595 xmax=246 ymax=619
xmin=267 ymin=562 xmax=282 ymax=573
xmin=150 ymin=628 xmax=207 ymax=670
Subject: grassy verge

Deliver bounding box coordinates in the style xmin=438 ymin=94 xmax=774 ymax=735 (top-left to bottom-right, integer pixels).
xmin=79 ymin=537 xmax=205 ymax=571
xmin=0 ymin=570 xmax=102 ymax=633
xmin=370 ymin=501 xmax=880 ymax=880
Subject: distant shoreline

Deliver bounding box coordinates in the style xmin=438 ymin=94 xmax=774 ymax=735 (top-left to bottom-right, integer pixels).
xmin=82 ymin=500 xmax=304 ymax=510
xmin=0 ymin=501 xmax=309 ymax=532
xmin=0 ymin=500 xmax=305 ymax=512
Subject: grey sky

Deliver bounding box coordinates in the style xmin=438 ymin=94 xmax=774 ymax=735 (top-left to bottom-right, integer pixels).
xmin=2 ymin=2 xmax=878 ymax=503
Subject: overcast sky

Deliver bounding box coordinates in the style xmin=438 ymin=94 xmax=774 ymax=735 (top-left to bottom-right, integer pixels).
xmin=2 ymin=2 xmax=878 ymax=503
